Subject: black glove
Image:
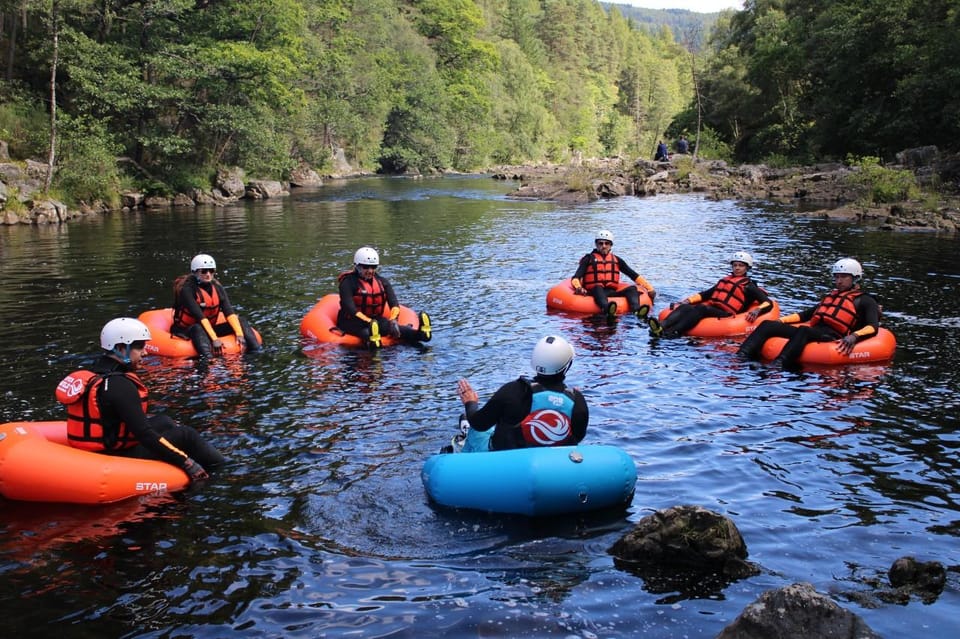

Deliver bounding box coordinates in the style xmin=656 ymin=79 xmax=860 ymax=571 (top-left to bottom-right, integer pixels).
xmin=183 ymin=457 xmax=209 ymax=482
xmin=211 ymin=339 xmax=224 ymax=355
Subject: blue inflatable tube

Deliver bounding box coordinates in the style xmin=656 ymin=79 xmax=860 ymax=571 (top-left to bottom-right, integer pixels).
xmin=421 ymin=445 xmax=637 ymax=516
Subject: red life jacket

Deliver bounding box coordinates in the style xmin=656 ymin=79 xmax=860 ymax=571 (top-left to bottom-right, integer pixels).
xmin=581 ymin=252 xmax=620 ymax=289
xmin=339 ymin=270 xmax=388 ymax=317
xmin=173 ymin=276 xmax=221 ymax=328
xmin=810 ymin=290 xmax=861 ymax=335
xmin=518 ymin=382 xmax=578 ymax=447
xmin=57 ymin=369 xmax=147 ymax=451
xmin=705 ymin=275 xmax=750 ymax=314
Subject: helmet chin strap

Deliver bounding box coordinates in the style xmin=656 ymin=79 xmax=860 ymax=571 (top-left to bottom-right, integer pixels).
xmin=112 ymin=344 xmax=132 ymax=364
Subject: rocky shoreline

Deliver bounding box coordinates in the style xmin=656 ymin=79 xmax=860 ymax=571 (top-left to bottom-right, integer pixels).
xmin=494 ymin=155 xmax=960 ymax=234
xmin=3 ymin=151 xmax=959 ymax=234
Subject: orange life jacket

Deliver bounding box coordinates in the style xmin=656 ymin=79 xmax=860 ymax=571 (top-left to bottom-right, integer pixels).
xmin=57 ymin=369 xmax=147 ymax=451
xmin=172 ymin=276 xmax=221 ymax=328
xmin=518 ymin=382 xmax=578 ymax=447
xmin=705 ymin=275 xmax=750 ymax=314
xmin=581 ymin=251 xmax=620 ymax=289
xmin=810 ymin=290 xmax=861 ymax=335
xmin=339 ymin=270 xmax=388 ymax=317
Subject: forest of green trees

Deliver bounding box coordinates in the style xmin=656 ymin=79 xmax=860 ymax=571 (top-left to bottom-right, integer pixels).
xmin=0 ymin=0 xmax=956 ymax=205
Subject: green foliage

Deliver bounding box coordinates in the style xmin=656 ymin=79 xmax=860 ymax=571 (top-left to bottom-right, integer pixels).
xmin=672 ymin=154 xmax=695 ymax=179
xmin=2 ymin=186 xmax=27 ymax=214
xmin=6 ymin=0 xmax=707 ymax=200
xmin=845 ymin=155 xmax=920 ymax=205
xmin=691 ymin=127 xmax=733 ymax=162
xmin=759 ymin=153 xmax=793 ymax=169
xmin=0 ymin=82 xmax=48 ymax=159
xmin=52 ymin=115 xmax=123 ymax=206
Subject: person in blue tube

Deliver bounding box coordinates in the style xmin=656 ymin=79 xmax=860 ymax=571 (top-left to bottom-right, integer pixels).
xmin=453 ymin=335 xmax=588 ymax=452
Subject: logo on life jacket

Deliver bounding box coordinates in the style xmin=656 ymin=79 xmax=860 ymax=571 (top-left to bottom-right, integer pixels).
xmin=522 ymin=409 xmax=573 ymax=445
xmin=519 ymin=385 xmax=576 ymax=446
xmin=55 ymin=370 xmax=95 ymax=405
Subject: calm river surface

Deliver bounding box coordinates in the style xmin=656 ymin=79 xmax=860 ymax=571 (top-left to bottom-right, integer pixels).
xmin=1 ymin=176 xmax=958 ymax=638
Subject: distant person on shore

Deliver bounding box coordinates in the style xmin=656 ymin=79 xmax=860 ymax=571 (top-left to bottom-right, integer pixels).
xmin=171 ymin=254 xmax=262 ymax=358
xmin=570 ymin=229 xmax=657 ymax=318
xmin=336 ymin=246 xmax=431 ymax=349
xmin=648 ymin=251 xmax=773 ymax=338
xmin=735 ymin=258 xmax=880 ymax=368
xmin=58 ymin=317 xmax=224 ymax=482
xmin=454 ymin=335 xmax=588 ymax=452
xmin=654 ymin=140 xmax=669 ymax=162
xmin=676 ymin=136 xmax=689 ymax=154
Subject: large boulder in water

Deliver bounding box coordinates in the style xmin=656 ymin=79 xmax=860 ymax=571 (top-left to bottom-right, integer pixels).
xmin=715 ymin=582 xmax=881 ymax=639
xmin=608 ymin=505 xmax=759 ymax=596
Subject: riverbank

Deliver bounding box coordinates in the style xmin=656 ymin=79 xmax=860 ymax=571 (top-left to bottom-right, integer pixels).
xmin=492 ymin=155 xmax=960 ymax=234
xmin=3 ymin=154 xmax=958 ymax=234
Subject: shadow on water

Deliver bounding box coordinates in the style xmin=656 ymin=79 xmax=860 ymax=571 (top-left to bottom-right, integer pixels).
xmin=2 ymin=183 xmax=959 ymax=637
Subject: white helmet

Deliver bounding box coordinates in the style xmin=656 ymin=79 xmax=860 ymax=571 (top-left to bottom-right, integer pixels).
xmin=191 ymin=254 xmax=217 ymax=272
xmin=831 ymin=258 xmax=863 ymax=279
xmin=100 ymin=318 xmax=152 ymax=350
xmin=595 ymin=229 xmax=614 ymax=243
xmin=730 ymin=251 xmax=754 ymax=268
xmin=354 ymin=246 xmax=380 ymax=266
xmin=531 ymin=335 xmax=575 ymax=377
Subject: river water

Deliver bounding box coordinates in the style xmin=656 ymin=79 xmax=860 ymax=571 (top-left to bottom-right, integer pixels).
xmin=1 ymin=176 xmax=958 ymax=638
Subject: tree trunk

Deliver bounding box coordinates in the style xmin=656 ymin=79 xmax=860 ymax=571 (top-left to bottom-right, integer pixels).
xmin=691 ymin=50 xmax=702 ymax=160
xmin=45 ymin=1 xmax=59 ymax=194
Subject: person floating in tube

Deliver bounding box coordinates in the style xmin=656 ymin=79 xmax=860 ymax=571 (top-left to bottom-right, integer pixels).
xmin=647 ymin=251 xmax=773 ymax=338
xmin=569 ymin=229 xmax=657 ymax=319
xmin=735 ymin=258 xmax=880 ymax=368
xmin=452 ymin=335 xmax=588 ymax=452
xmin=56 ymin=317 xmax=224 ymax=482
xmin=336 ymin=246 xmax=432 ymax=349
xmin=171 ymin=253 xmax=262 ymax=358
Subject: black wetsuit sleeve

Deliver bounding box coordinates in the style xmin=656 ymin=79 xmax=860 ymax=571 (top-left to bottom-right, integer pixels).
xmin=797 ymin=304 xmax=818 ymax=323
xmin=854 ymin=294 xmax=880 ymax=337
xmin=464 ymin=380 xmax=525 ymax=432
xmin=572 ymin=254 xmax=592 ymax=280
xmin=571 ymin=390 xmax=589 ymax=444
xmin=100 ymin=375 xmax=189 ymax=467
xmin=744 ymin=281 xmax=772 ymax=306
xmin=216 ymin=282 xmax=236 ymax=316
xmin=379 ymin=276 xmax=400 ymax=309
xmin=698 ymin=284 xmax=719 ymax=300
xmin=338 ymin=275 xmax=360 ymax=316
xmin=616 ymin=257 xmax=640 ymax=281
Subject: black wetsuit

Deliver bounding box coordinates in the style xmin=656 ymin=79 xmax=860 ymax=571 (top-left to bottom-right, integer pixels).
xmin=462 ymin=375 xmax=589 ymax=450
xmin=90 ymin=355 xmax=224 ymax=470
xmin=661 ymin=277 xmax=772 ymax=338
xmin=172 ymin=276 xmax=260 ymax=356
xmin=337 ymin=270 xmax=425 ymax=343
xmin=572 ymin=251 xmax=652 ymax=312
xmin=737 ymin=291 xmax=880 ymax=365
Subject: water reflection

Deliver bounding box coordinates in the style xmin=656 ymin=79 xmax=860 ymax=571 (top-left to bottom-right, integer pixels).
xmin=1 ymin=182 xmax=959 ymax=638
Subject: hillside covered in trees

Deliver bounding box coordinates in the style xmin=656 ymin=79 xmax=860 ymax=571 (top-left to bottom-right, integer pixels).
xmin=0 ymin=0 xmax=957 ymax=206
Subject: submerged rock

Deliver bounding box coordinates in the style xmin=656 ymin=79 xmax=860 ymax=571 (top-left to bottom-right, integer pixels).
xmin=715 ymin=582 xmax=881 ymax=639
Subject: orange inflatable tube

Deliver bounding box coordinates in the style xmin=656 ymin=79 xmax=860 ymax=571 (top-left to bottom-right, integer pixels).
xmin=138 ymin=308 xmax=262 ymax=358
xmin=300 ymin=294 xmax=421 ymax=347
xmin=0 ymin=421 xmax=189 ymax=504
xmin=546 ymin=279 xmax=654 ymax=315
xmin=759 ymin=326 xmax=897 ymax=365
xmin=656 ymin=300 xmax=781 ymax=337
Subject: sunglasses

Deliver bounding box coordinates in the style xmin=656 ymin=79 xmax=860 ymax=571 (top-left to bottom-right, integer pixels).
xmin=359 ymin=264 xmax=378 ymax=270
xmin=596 ymin=240 xmax=612 ymax=246
xmin=198 ymin=268 xmax=216 ymax=274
